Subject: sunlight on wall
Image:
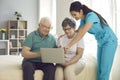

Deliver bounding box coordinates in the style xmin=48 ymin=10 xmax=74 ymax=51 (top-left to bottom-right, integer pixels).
xmin=116 ymin=0 xmax=120 ymax=44
xmin=74 ymin=0 xmax=92 ymax=7
xmin=39 ymin=0 xmax=56 ymax=35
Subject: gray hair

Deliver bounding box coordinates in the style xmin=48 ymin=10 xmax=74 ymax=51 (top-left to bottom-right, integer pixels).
xmin=62 ymin=17 xmax=76 ymax=29
xmin=39 ymin=17 xmax=51 ymax=26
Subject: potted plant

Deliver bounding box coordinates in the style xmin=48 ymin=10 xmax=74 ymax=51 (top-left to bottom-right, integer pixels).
xmin=0 ymin=28 xmax=6 ymax=40
xmin=15 ymin=11 xmax=22 ymax=20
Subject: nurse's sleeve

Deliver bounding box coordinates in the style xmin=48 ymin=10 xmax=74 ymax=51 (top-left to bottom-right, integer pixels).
xmin=80 ymin=20 xmax=85 ymax=27
xmin=85 ymin=12 xmax=99 ymax=23
xmin=80 ymin=12 xmax=99 ymax=28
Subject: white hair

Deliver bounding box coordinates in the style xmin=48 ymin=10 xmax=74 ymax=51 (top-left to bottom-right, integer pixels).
xmin=39 ymin=17 xmax=51 ymax=25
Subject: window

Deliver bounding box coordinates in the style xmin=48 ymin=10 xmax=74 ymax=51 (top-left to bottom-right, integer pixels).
xmin=38 ymin=0 xmax=56 ymax=35
xmin=116 ymin=0 xmax=120 ymax=44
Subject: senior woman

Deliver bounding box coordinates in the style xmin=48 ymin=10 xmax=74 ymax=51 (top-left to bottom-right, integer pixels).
xmin=55 ymin=17 xmax=85 ymax=80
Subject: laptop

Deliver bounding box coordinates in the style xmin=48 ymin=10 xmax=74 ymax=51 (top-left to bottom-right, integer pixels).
xmin=40 ymin=48 xmax=65 ymax=64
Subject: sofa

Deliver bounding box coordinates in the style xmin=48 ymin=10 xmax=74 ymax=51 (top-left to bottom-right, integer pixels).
xmin=0 ymin=54 xmax=97 ymax=80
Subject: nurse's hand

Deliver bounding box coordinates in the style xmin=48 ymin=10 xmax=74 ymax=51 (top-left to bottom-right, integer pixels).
xmin=64 ymin=45 xmax=70 ymax=54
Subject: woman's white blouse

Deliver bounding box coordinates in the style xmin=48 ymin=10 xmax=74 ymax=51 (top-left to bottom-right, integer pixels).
xmin=57 ymin=33 xmax=85 ymax=61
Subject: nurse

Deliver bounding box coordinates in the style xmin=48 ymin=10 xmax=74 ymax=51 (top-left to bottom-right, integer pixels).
xmin=64 ymin=1 xmax=118 ymax=80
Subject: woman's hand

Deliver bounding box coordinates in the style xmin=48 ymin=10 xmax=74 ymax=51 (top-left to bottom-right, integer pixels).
xmin=64 ymin=45 xmax=70 ymax=54
xmin=61 ymin=60 xmax=71 ymax=67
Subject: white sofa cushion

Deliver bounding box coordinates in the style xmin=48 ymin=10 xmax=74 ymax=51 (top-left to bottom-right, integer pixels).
xmin=0 ymin=54 xmax=97 ymax=80
xmin=0 ymin=55 xmax=43 ymax=80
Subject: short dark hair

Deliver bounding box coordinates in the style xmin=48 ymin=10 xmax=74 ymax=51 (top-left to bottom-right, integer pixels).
xmin=62 ymin=17 xmax=76 ymax=29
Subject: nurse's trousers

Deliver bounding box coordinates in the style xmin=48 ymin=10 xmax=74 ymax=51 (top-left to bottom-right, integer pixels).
xmin=97 ymin=40 xmax=117 ymax=80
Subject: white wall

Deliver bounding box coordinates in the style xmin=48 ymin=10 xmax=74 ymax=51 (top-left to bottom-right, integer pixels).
xmin=111 ymin=45 xmax=120 ymax=80
xmin=56 ymin=0 xmax=73 ymax=36
xmin=0 ymin=0 xmax=39 ymax=34
xmin=38 ymin=0 xmax=56 ymax=35
xmin=39 ymin=0 xmax=52 ymax=20
xmin=0 ymin=0 xmax=39 ymax=54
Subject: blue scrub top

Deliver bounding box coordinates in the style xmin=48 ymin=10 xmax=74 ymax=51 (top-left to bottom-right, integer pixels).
xmin=80 ymin=12 xmax=117 ymax=46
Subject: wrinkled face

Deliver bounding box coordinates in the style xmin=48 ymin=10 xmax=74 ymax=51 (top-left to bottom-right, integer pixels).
xmin=63 ymin=25 xmax=75 ymax=38
xmin=39 ymin=21 xmax=51 ymax=36
xmin=70 ymin=10 xmax=83 ymax=20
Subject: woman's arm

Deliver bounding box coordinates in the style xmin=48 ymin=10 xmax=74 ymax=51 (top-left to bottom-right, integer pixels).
xmin=65 ymin=47 xmax=84 ymax=66
xmin=65 ymin=22 xmax=93 ymax=50
xmin=21 ymin=46 xmax=40 ymax=58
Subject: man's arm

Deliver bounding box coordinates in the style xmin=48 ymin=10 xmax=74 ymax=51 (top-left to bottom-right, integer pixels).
xmin=21 ymin=46 xmax=40 ymax=58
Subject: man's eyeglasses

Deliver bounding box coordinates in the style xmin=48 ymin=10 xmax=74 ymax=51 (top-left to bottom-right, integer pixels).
xmin=40 ymin=24 xmax=52 ymax=30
